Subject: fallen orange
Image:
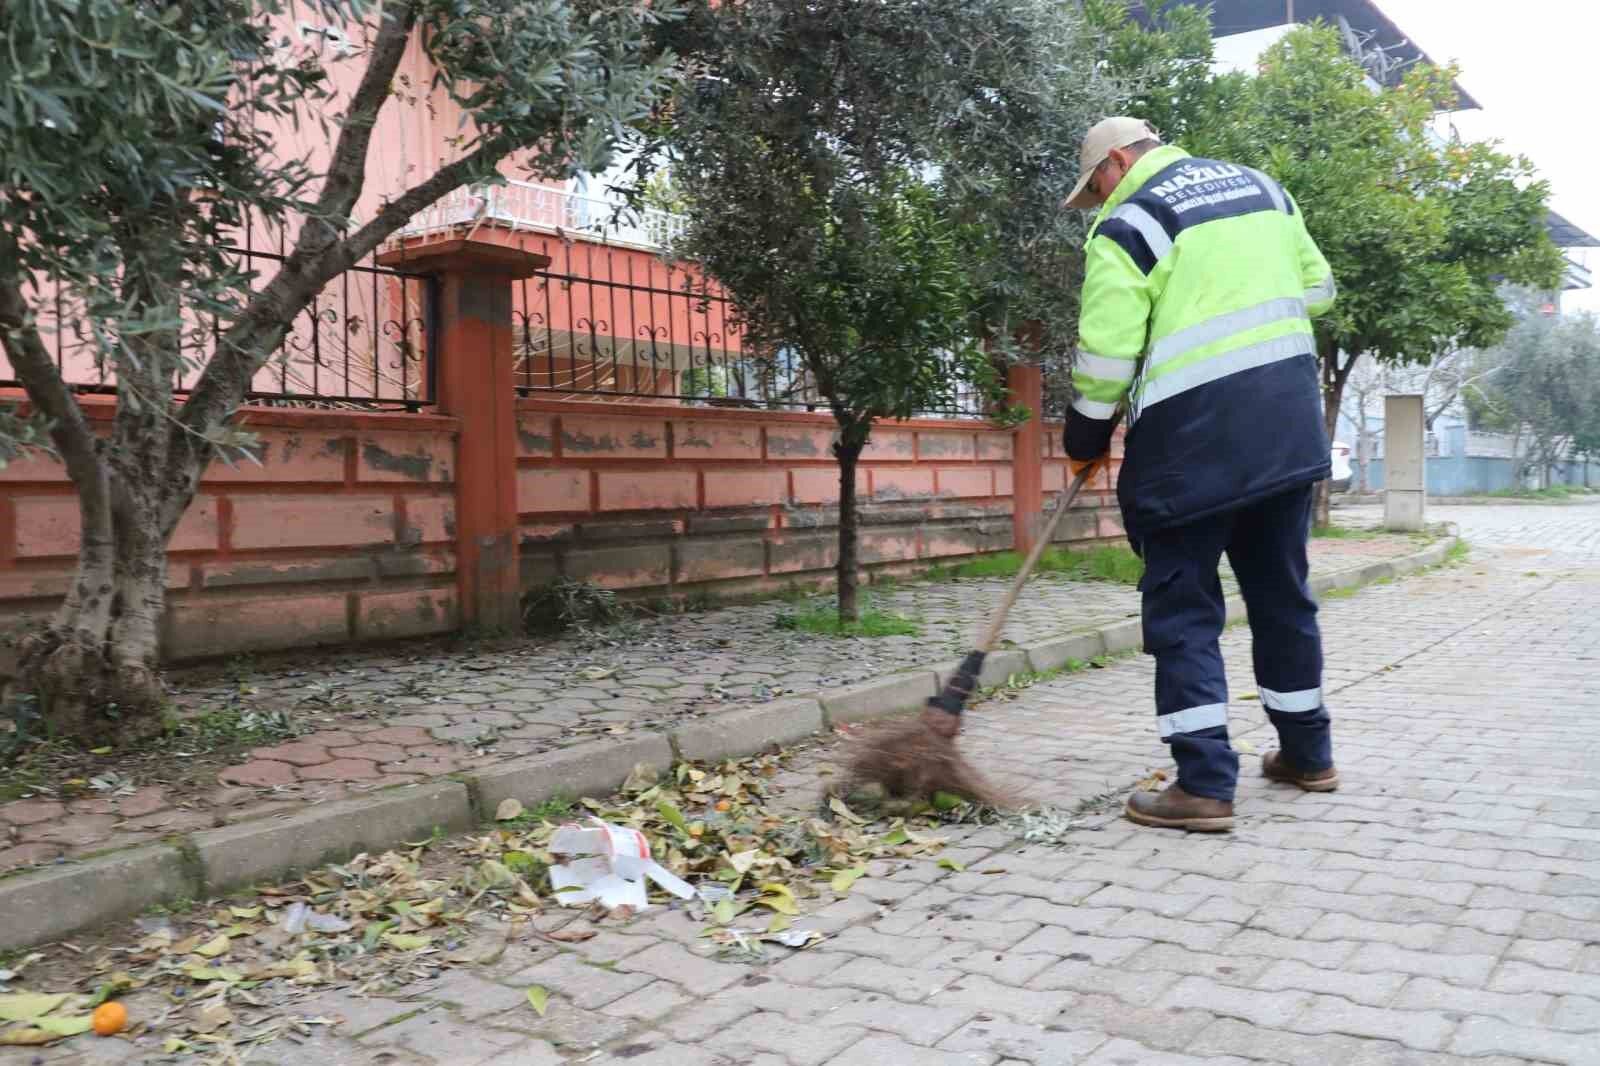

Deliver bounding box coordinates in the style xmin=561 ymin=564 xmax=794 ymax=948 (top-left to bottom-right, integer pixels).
xmin=91 ymin=1001 xmax=127 ymax=1037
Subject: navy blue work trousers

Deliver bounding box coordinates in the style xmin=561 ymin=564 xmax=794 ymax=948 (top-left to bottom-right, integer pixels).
xmin=1136 ymin=483 xmax=1334 ymax=802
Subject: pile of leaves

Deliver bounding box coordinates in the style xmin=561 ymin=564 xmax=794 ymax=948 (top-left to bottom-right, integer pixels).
xmin=472 ymin=754 xmax=958 ymax=959
xmin=0 ymin=751 xmax=977 ymax=1057
xmin=0 ymin=843 xmax=500 ymax=1056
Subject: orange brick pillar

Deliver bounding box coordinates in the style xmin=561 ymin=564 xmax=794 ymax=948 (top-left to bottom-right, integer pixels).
xmin=1009 ymin=362 xmax=1045 ymax=553
xmin=380 ymin=239 xmax=550 ymax=631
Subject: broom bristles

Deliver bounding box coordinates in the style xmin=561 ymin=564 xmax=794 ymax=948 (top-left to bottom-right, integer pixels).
xmin=842 ymin=706 xmax=1015 ymax=808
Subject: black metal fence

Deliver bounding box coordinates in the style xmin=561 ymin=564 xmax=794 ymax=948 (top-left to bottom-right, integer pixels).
xmin=1 ymin=241 xmax=436 ymax=412
xmin=512 ymin=240 xmax=990 ymax=419
xmin=4 ymin=225 xmax=1009 ymax=421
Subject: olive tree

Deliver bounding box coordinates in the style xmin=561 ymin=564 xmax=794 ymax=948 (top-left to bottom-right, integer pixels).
xmin=1472 ymin=304 xmax=1600 ymax=488
xmin=0 ymin=0 xmax=681 ymax=742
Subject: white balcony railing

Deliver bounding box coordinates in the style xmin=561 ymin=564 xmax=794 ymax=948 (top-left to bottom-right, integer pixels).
xmin=1562 ymin=255 xmax=1593 ymax=292
xmin=401 ymin=180 xmax=688 ymax=252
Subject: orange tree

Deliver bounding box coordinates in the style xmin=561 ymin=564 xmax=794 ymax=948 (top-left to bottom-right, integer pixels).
xmin=1191 ymin=27 xmax=1564 ymax=523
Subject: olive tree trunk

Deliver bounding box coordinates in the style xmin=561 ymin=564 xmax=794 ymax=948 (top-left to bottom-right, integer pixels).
xmin=0 ymin=7 xmax=473 ymax=744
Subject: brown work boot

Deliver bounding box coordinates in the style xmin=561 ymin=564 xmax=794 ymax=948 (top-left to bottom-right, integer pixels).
xmin=1125 ymin=784 xmax=1235 ymax=832
xmin=1262 ymin=750 xmax=1340 ymax=792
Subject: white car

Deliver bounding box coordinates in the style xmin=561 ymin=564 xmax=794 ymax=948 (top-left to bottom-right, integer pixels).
xmin=1330 ymin=441 xmax=1353 ymax=494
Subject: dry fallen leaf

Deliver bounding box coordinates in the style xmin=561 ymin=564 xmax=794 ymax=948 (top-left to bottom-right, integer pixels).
xmin=194 ymin=935 xmax=231 ymax=959
xmin=1133 ymin=769 xmax=1169 ymax=792
xmin=830 ymin=865 xmax=867 ymax=894
xmin=383 ymin=933 xmax=432 ymax=951
xmin=543 ymin=929 xmax=596 ymax=943
xmin=40 ymin=1014 xmax=94 ymax=1037
xmin=496 ymin=798 xmax=525 ymax=821
xmin=0 ymin=1027 xmax=58 ymax=1046
xmin=0 ymin=992 xmax=69 ymax=1022
xmin=190 ymin=1003 xmax=235 ymax=1034
xmin=828 ymin=797 xmax=866 ymax=824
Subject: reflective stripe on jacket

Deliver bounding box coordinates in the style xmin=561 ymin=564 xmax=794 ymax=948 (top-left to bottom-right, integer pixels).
xmin=1065 ymin=145 xmax=1336 ymax=538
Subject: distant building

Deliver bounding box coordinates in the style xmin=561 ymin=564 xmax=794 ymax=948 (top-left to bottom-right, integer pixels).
xmin=1544 ymin=210 xmax=1597 ymax=312
xmin=1141 ymin=0 xmax=1479 ymax=106
xmin=1155 ymin=2 xmax=1598 ymax=490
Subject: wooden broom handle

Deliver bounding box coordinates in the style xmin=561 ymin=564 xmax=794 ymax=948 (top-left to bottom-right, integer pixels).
xmin=975 ymin=423 xmax=1122 ymax=653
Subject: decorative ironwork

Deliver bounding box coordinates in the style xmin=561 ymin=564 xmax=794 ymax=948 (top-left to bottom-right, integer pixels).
xmin=512 ymin=238 xmax=989 ymax=419
xmin=1 ymin=241 xmax=437 ymax=412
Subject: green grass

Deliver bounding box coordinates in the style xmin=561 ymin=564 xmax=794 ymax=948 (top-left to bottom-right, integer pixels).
xmin=495 ymin=792 xmax=575 ymax=829
xmin=930 ymin=545 xmax=1144 ymax=586
xmin=0 ymin=768 xmax=45 ymax=802
xmin=1312 ymin=524 xmax=1380 ymax=540
xmin=775 ymin=601 xmax=921 ymax=637
xmin=1475 ymin=485 xmax=1596 ymax=501
xmin=181 ymin=704 xmax=303 ymax=750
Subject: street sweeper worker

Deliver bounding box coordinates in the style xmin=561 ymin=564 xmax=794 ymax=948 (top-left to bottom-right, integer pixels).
xmin=1060 ymin=117 xmax=1340 ymax=832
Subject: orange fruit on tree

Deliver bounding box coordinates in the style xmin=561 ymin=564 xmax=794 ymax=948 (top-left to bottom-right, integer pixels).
xmin=91 ymin=1001 xmax=128 ymax=1036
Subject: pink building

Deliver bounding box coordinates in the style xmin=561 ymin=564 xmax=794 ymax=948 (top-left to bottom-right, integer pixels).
xmin=0 ymin=10 xmax=1121 ymax=662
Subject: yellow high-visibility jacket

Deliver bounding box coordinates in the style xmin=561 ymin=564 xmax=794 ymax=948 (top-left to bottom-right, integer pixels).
xmin=1065 ymin=145 xmax=1336 ymax=538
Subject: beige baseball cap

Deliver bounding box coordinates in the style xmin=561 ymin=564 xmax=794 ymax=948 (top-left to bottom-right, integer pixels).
xmin=1063 ymin=117 xmax=1162 ymax=209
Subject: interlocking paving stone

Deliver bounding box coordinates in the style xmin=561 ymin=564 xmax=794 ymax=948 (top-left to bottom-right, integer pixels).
xmin=39 ymin=502 xmax=1600 ymax=1066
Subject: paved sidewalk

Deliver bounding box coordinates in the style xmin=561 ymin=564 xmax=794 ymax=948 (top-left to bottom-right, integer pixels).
xmin=0 ymin=529 xmax=1424 ymax=876
xmin=1344 ymin=497 xmax=1600 ymax=566
xmin=30 ymin=504 xmax=1597 ymax=1065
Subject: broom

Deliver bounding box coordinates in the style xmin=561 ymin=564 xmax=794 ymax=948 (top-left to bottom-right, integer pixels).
xmin=842 ymin=434 xmax=1119 ymax=806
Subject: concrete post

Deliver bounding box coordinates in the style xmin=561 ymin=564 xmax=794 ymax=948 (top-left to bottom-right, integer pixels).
xmin=1008 ymin=363 xmax=1044 ymax=553
xmin=1384 ymin=393 xmax=1426 ymax=531
xmin=379 ymin=238 xmax=551 ymax=631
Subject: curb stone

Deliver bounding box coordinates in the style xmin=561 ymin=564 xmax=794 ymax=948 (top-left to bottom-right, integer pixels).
xmin=0 ymin=844 xmax=197 ymax=950
xmin=933 ymin=650 xmax=1029 ymax=692
xmin=1098 ymin=618 xmax=1143 ymax=655
xmin=469 ymin=735 xmax=674 ymax=820
xmin=1021 ymin=632 xmax=1107 ymax=673
xmin=194 ymin=780 xmax=474 ymax=893
xmin=818 ymin=671 xmax=937 ymax=727
xmin=673 ymin=698 xmax=825 ymax=764
xmin=0 ymin=536 xmax=1459 ymax=951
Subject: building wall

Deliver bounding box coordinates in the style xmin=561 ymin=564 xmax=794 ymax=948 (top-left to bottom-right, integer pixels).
xmin=1360 ymin=456 xmax=1596 ymax=494
xmin=512 ymin=400 xmax=1123 ymax=603
xmin=0 ymin=393 xmax=1124 ymax=664
xmin=0 ymin=397 xmax=461 ymax=664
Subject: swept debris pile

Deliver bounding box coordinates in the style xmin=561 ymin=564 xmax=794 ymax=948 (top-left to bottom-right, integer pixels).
xmin=0 ymin=750 xmax=975 ymax=1060
xmin=478 ymin=756 xmax=957 ymax=956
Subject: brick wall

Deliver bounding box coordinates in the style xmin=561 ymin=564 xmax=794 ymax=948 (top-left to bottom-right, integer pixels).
xmin=0 ymin=394 xmax=1125 ymax=663
xmin=513 ymin=399 xmax=1123 ymax=599
xmin=0 ymin=397 xmax=461 ymax=663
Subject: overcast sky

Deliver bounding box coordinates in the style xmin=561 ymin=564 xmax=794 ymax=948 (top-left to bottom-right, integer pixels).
xmin=1214 ymin=1 xmax=1599 ymax=314
xmin=1384 ymin=0 xmax=1599 ymax=312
